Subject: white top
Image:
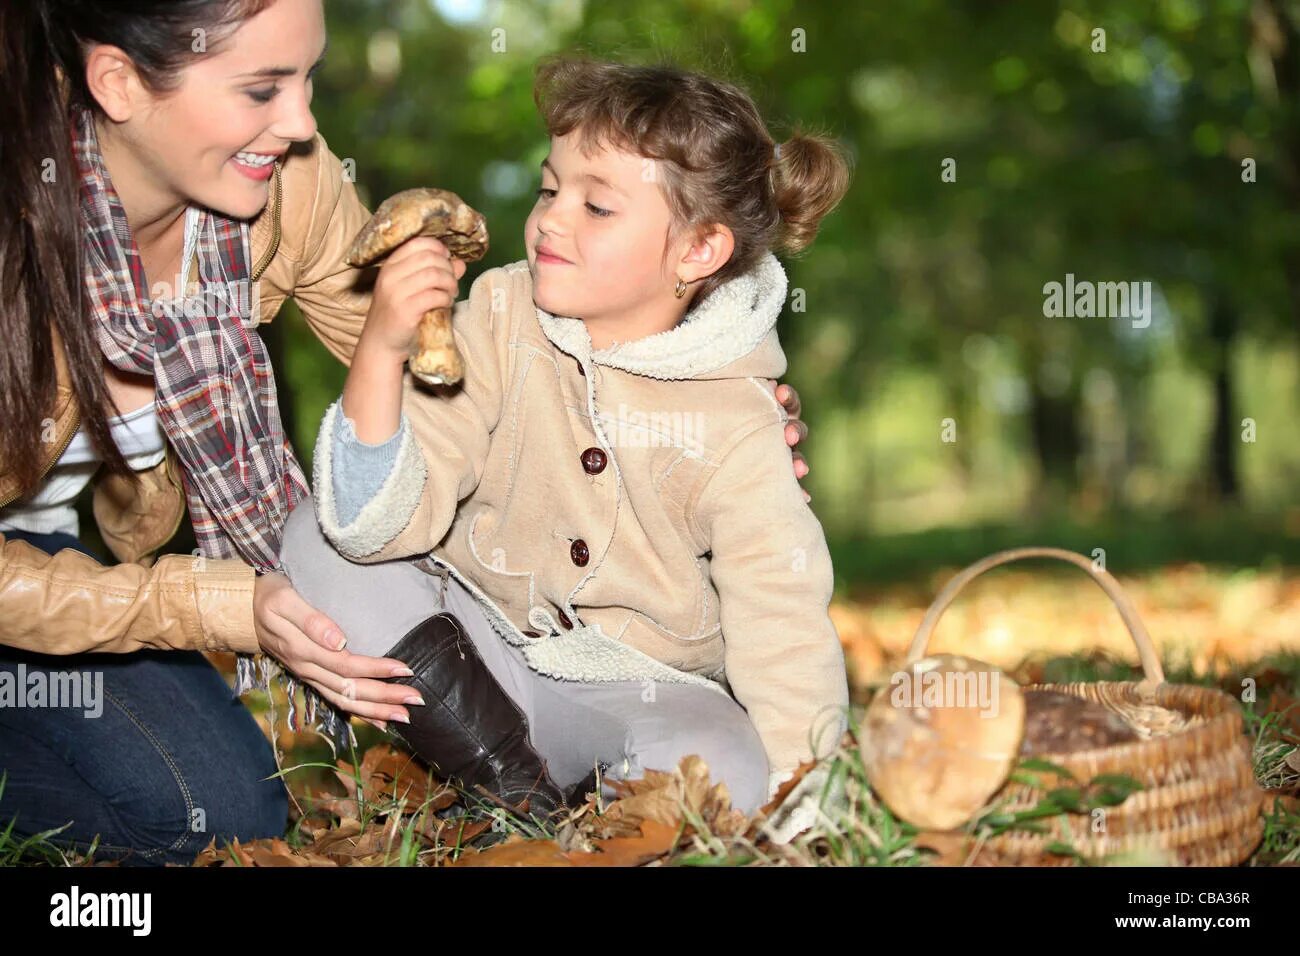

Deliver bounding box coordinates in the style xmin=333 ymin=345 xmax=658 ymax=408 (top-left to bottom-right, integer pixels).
xmin=0 ymin=208 xmax=200 ymax=539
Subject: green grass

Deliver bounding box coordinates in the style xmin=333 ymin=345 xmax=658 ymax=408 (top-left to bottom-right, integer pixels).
xmin=830 ymin=509 xmax=1300 ymax=591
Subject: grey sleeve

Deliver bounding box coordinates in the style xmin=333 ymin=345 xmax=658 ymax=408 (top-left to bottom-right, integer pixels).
xmin=328 ymin=406 xmax=409 ymax=527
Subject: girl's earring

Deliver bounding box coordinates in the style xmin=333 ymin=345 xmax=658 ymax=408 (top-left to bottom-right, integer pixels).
xmin=674 ymin=277 xmax=687 ymax=298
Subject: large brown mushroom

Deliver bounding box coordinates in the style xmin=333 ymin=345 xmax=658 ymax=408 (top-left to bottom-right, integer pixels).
xmin=861 ymin=654 xmax=1025 ymax=830
xmin=346 ymin=188 xmax=489 ymax=386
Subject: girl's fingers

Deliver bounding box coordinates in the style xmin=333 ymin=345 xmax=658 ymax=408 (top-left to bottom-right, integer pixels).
xmin=389 ymin=257 xmax=459 ymax=291
xmin=405 ymin=280 xmax=457 ymax=310
xmin=785 ymin=420 xmax=808 ymax=446
xmin=385 ymin=248 xmax=458 ymax=285
xmin=385 ymin=236 xmax=449 ymax=264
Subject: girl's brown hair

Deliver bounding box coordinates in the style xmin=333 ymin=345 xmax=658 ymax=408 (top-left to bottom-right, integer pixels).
xmin=0 ymin=0 xmax=273 ymax=496
xmin=533 ymin=55 xmax=852 ymax=305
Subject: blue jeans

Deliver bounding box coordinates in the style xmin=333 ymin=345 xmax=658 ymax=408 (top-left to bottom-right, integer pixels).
xmin=0 ymin=529 xmax=288 ymax=866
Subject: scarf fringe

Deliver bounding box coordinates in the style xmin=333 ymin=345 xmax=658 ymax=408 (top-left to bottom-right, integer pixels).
xmin=234 ymin=652 xmax=356 ymax=757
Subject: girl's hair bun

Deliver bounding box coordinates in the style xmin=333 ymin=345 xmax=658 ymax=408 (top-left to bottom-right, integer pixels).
xmin=771 ymin=128 xmax=853 ymax=256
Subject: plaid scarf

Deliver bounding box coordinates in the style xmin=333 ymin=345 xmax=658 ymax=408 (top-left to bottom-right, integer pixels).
xmin=71 ymin=105 xmax=353 ymax=754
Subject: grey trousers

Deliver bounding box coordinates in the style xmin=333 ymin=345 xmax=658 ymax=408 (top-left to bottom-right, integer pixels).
xmin=278 ymin=502 xmax=770 ymax=814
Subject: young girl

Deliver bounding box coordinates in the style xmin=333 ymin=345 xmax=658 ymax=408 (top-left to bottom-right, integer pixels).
xmin=279 ymin=56 xmax=853 ymax=833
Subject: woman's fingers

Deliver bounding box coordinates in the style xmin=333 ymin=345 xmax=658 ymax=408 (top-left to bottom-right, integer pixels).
xmin=296 ymin=665 xmax=412 ymax=723
xmin=267 ymin=580 xmax=418 ymax=677
xmin=785 ymin=419 xmax=809 ymax=447
xmin=332 ymin=649 xmax=417 ymax=681
xmin=293 ymin=661 xmax=418 ymax=718
xmin=267 ymin=576 xmax=347 ymax=651
xmin=272 ymin=619 xmax=416 ymax=681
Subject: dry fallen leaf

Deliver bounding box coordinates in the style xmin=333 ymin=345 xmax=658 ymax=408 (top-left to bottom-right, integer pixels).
xmin=599 ymin=754 xmax=748 ymax=838
xmin=356 ymin=744 xmax=441 ymax=806
xmin=191 ymin=836 xmax=340 ymax=868
xmin=452 ymin=817 xmax=682 ymax=867
xmin=564 ymin=818 xmax=681 ymax=866
xmin=308 ymin=787 xmax=362 ymax=822
xmin=451 ymin=839 xmax=574 ymax=867
xmin=246 ymin=838 xmax=338 ymax=867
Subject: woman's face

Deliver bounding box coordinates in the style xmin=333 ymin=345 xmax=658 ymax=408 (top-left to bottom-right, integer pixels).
xmin=97 ymin=0 xmax=327 ymax=222
xmin=524 ymin=130 xmax=684 ymax=325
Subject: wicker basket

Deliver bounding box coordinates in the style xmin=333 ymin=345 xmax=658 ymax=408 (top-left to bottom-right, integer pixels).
xmin=906 ymin=546 xmax=1267 ymax=866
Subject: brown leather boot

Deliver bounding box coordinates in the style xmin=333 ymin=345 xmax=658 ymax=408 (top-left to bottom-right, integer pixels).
xmin=384 ymin=612 xmax=580 ymax=828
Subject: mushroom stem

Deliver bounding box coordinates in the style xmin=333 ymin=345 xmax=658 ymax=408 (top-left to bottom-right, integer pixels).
xmin=344 ymin=187 xmax=489 ymax=387
xmin=409 ymin=305 xmax=463 ymax=386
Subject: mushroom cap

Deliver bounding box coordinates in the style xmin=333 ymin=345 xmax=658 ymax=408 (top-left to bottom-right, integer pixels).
xmin=861 ymin=654 xmax=1025 ymax=830
xmin=346 ymin=187 xmax=489 ymax=267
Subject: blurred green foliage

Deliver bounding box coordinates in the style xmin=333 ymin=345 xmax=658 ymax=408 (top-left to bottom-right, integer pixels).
xmin=264 ymin=0 xmax=1300 ymax=577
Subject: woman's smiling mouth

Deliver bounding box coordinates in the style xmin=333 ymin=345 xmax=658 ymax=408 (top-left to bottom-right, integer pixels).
xmin=230 ymin=150 xmax=283 ymax=181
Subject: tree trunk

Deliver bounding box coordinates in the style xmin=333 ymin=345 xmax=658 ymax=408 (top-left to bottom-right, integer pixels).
xmin=1028 ymin=376 xmax=1081 ymax=509
xmin=1207 ymin=294 xmax=1240 ymax=502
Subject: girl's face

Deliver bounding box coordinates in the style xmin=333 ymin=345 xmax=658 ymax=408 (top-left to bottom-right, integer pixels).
xmin=95 ymin=0 xmax=326 ymax=224
xmin=524 ymin=131 xmax=689 ymax=336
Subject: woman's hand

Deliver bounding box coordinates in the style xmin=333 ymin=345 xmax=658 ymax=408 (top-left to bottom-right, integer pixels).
xmin=769 ymin=380 xmax=811 ymax=501
xmin=252 ymin=571 xmax=421 ymax=732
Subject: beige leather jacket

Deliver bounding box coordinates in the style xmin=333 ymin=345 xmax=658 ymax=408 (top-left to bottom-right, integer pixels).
xmin=0 ymin=132 xmax=372 ymax=655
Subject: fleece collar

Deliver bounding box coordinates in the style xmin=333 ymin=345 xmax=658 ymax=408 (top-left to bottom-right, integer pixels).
xmin=533 ymin=250 xmax=789 ymax=381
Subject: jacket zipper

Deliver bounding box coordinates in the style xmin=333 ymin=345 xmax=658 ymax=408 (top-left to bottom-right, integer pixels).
xmin=0 ymin=407 xmax=80 ymax=511
xmin=250 ymin=159 xmax=283 ymax=283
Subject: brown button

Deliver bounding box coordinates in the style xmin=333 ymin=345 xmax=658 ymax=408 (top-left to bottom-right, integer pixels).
xmin=522 ymin=629 xmax=541 ymax=638
xmin=581 ymin=447 xmax=607 ymax=475
xmin=570 ymin=539 xmax=589 ymax=566
xmin=557 ymin=609 xmax=573 ymax=629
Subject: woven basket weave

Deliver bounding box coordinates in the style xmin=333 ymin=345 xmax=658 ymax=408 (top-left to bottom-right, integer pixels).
xmin=906 ymin=547 xmax=1267 ymax=866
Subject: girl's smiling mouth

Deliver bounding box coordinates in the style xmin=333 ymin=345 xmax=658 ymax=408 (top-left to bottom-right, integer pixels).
xmin=536 ymin=244 xmax=572 ymax=264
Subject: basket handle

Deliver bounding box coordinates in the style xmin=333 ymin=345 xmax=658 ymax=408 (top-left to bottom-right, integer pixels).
xmin=906 ymin=546 xmax=1165 ymax=688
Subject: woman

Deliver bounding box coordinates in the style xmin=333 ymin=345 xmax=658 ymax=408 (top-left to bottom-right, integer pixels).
xmin=0 ymin=0 xmax=812 ymax=865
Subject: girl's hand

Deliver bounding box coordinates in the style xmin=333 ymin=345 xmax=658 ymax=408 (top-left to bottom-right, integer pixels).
xmin=768 ymin=381 xmax=811 ymax=502
xmin=252 ymin=571 xmax=422 ymax=731
xmin=359 ymin=236 xmax=467 ymax=363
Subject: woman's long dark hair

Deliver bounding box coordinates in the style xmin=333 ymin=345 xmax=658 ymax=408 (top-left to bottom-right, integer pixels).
xmin=0 ymin=0 xmax=273 ymax=495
